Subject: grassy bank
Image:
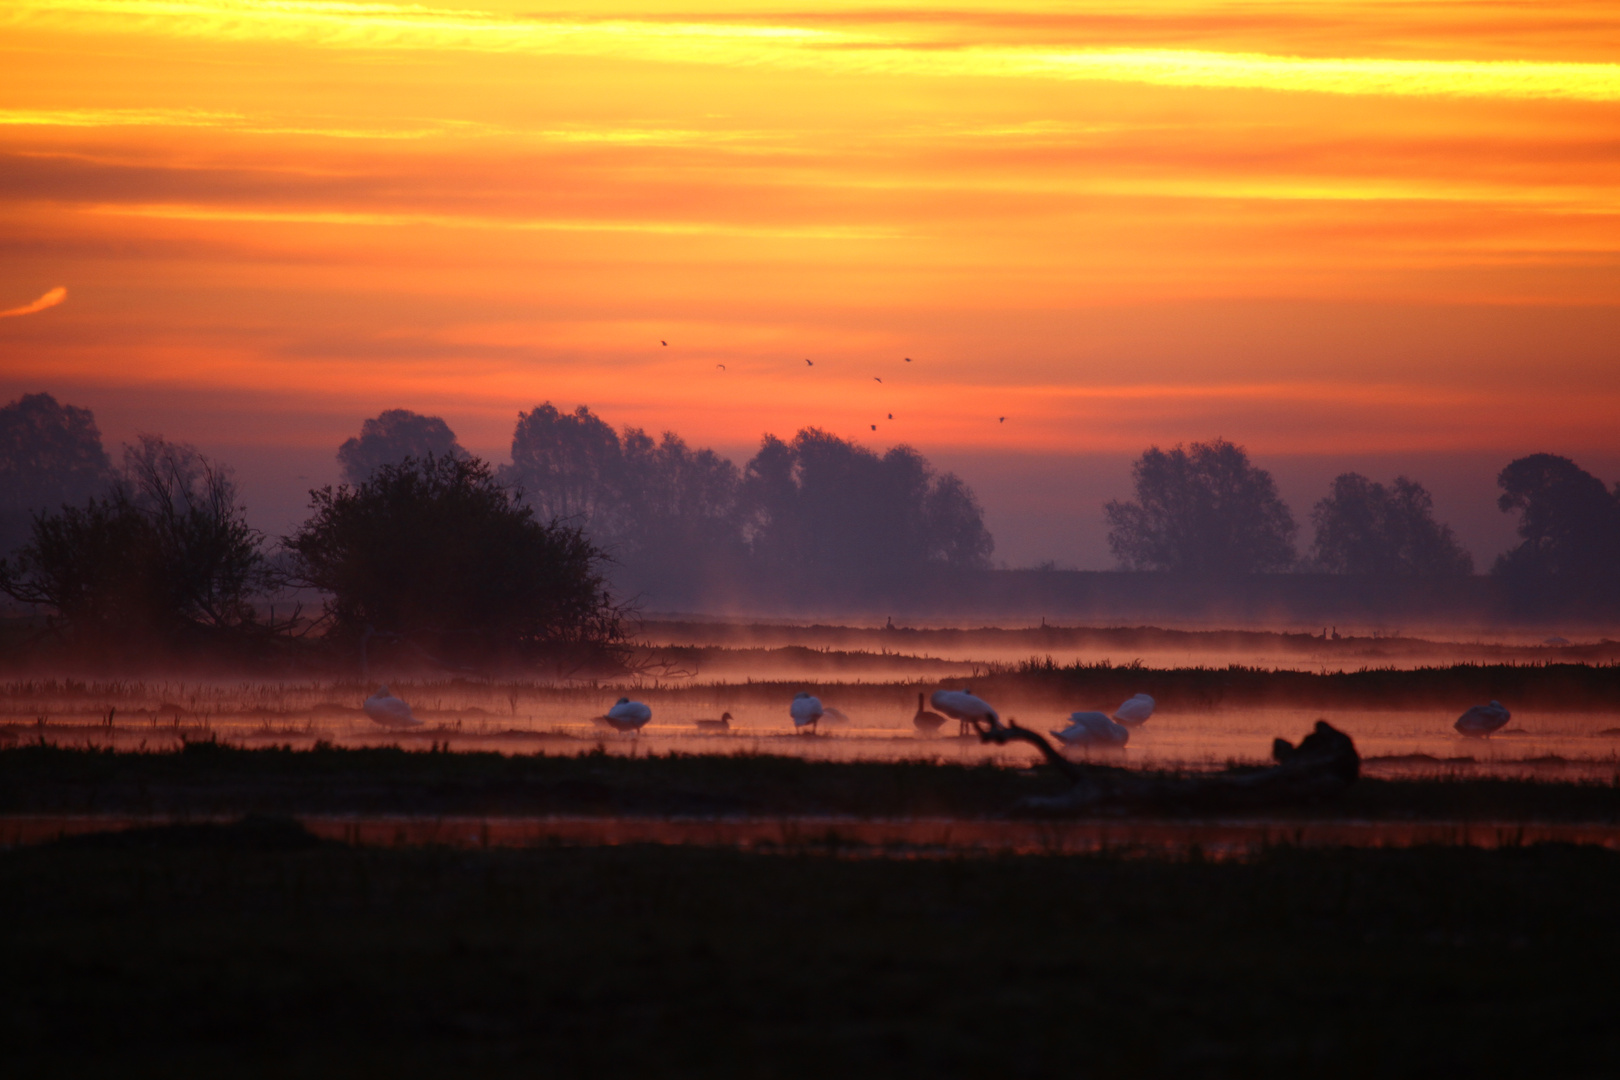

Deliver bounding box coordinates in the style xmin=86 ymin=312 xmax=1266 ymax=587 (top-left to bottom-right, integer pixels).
xmin=3 ymin=832 xmax=1619 ymax=1077
xmin=4 ymin=742 xmax=1620 ymax=821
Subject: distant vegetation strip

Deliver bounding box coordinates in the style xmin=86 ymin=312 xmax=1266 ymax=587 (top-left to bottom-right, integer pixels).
xmin=2 ymin=742 xmax=1620 ymax=822
xmin=643 ymin=619 xmax=1620 ymax=665
xmin=993 ymin=658 xmax=1620 ymax=712
xmin=1 ymin=659 xmax=1618 ymax=717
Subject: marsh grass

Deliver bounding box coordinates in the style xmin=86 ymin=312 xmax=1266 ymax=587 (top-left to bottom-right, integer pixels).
xmin=3 ymin=742 xmax=1620 ymax=822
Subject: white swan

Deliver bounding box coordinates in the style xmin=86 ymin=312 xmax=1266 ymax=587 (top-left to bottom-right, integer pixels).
xmin=930 ymin=689 xmax=998 ymax=736
xmin=363 ymin=685 xmax=421 ymax=728
xmin=1113 ymin=693 xmax=1155 ymax=726
xmin=790 ymin=691 xmax=824 ymax=734
xmin=1050 ymin=710 xmax=1130 ymax=747
xmin=598 ymin=697 xmax=652 ymax=734
xmin=1455 ymin=700 xmax=1511 ymax=738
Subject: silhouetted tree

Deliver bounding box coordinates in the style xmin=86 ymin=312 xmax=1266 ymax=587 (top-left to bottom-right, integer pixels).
xmin=1310 ymin=473 xmax=1473 ymax=576
xmin=618 ymin=428 xmax=745 ymax=586
xmin=287 ymin=454 xmax=621 ymax=665
xmin=1105 ymin=438 xmax=1295 ymax=574
xmin=740 ymin=428 xmax=993 ymax=593
xmin=337 ymin=409 xmax=464 ymax=486
xmin=0 ymin=436 xmax=269 ymax=649
xmin=1492 ymin=454 xmax=1619 ymax=599
xmin=0 ymin=392 xmax=114 ymax=555
xmin=499 ymin=403 xmax=626 ymax=539
xmin=499 ymin=404 xmax=750 ymax=602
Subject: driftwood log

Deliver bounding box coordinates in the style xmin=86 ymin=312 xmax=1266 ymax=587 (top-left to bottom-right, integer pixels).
xmin=966 ymin=714 xmax=1360 ymax=814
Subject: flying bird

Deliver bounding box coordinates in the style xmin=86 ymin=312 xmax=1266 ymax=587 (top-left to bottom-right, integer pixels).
xmin=904 ymin=357 xmax=912 ymax=362
xmin=912 ymin=692 xmax=946 ymax=736
xmin=0 ymin=286 xmax=66 ymax=320
xmin=930 ymin=689 xmax=998 ymax=737
xmin=597 ymin=696 xmax=652 ymax=734
xmin=874 ymin=377 xmax=882 ymax=383
xmin=1113 ymin=694 xmax=1155 ymax=726
xmin=661 ymin=340 xmax=667 ymax=346
xmin=888 ymin=413 xmax=893 ymax=419
xmin=790 ymin=691 xmax=824 ymax=734
xmin=717 ymin=363 xmax=726 ymax=370
xmin=805 ymin=358 xmax=813 ymax=366
xmin=1051 ymin=711 xmax=1130 ymax=747
xmin=871 ymin=425 xmax=877 ymax=431
xmin=1455 ymin=700 xmax=1511 ymax=738
xmin=363 ymin=685 xmax=421 ymax=729
xmin=999 ymin=417 xmax=1006 ymax=423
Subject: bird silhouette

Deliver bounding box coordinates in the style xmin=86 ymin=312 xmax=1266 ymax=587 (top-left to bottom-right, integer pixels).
xmin=597 ymin=696 xmax=652 ymax=734
xmin=805 ymin=358 xmax=813 ymax=366
xmin=871 ymin=424 xmax=877 ymax=431
xmin=791 ymin=691 xmax=824 ymax=734
xmin=874 ymin=377 xmax=882 ymax=383
xmin=364 ymin=685 xmax=421 ymax=729
xmin=695 ymin=711 xmax=732 ymax=732
xmin=904 ymin=357 xmax=912 ymax=362
xmin=999 ymin=417 xmax=1006 ymax=423
xmin=1113 ymin=694 xmax=1155 ymax=726
xmin=888 ymin=413 xmax=893 ymax=419
xmin=661 ymin=340 xmax=667 ymax=346
xmin=717 ymin=363 xmax=726 ymax=370
xmin=1455 ymin=700 xmax=1511 ymax=738
xmin=912 ymin=692 xmax=946 ymax=736
xmin=1051 ymin=710 xmax=1129 ymax=747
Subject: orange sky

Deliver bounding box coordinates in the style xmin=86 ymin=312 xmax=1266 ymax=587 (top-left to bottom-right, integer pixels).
xmin=2 ymin=1 xmax=1619 ymax=563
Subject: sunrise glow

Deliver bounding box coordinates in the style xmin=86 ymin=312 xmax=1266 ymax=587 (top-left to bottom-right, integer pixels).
xmin=3 ymin=0 xmax=1618 ymax=463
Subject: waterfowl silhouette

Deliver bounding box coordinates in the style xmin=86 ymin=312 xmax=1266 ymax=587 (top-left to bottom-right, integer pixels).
xmin=597 ymin=697 xmax=652 ymax=734
xmin=912 ymin=692 xmax=946 ymax=735
xmin=1455 ymin=700 xmax=1511 ymax=738
xmin=790 ymin=691 xmax=823 ymax=734
xmin=1113 ymin=693 xmax=1155 ymax=726
xmin=1051 ymin=710 xmax=1129 ymax=747
xmin=930 ymin=689 xmax=997 ymax=736
xmin=364 ymin=685 xmax=421 ymax=728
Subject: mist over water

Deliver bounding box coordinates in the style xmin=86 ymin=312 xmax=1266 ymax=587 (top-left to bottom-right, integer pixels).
xmin=6 ymin=619 xmax=1618 ymax=781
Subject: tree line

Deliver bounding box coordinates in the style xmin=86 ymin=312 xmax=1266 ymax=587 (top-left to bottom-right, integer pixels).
xmin=2 ymin=392 xmax=1618 ymax=664
xmin=1101 ymin=437 xmax=1620 ymax=610
xmin=0 ymin=395 xmax=994 ymax=662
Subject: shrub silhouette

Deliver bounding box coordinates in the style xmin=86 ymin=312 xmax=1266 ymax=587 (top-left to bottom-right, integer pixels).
xmin=0 ymin=436 xmax=269 ymax=653
xmin=287 ymin=454 xmax=622 ymax=667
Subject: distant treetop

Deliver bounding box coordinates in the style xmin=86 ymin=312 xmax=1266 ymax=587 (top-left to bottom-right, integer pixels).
xmin=1493 ymin=453 xmax=1619 ymax=585
xmin=0 ymin=392 xmax=114 ymax=555
xmin=1105 ymin=437 xmax=1295 ymax=575
xmin=1310 ymin=473 xmax=1473 ymax=576
xmin=337 ymin=409 xmax=464 ymax=487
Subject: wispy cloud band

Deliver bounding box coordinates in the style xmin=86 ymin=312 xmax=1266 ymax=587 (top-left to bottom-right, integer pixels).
xmin=0 ymin=286 xmax=67 ymax=319
xmin=8 ymin=1 xmax=1620 ymax=102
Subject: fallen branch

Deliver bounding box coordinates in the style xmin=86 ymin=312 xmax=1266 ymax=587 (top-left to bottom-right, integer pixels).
xmin=969 ymin=713 xmax=1360 ymax=815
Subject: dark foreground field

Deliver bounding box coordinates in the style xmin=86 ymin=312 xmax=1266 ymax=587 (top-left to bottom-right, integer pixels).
xmin=3 ymin=828 xmax=1619 ymax=1078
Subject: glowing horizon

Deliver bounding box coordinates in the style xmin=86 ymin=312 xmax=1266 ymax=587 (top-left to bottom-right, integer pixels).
xmin=3 ymin=0 xmax=1618 ymax=469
